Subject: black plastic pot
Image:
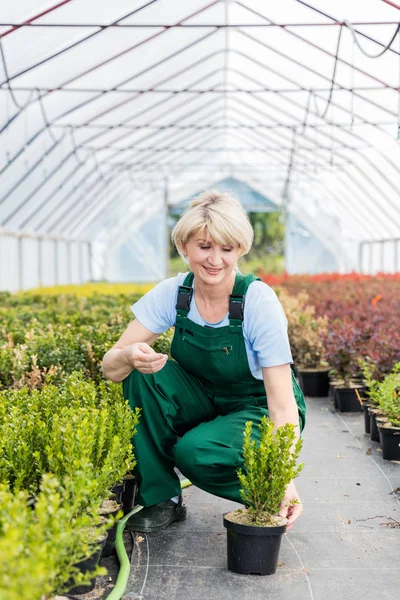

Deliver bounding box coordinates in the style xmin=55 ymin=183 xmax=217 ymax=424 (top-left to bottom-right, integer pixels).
xmin=335 ymin=387 xmax=363 ymax=412
xmin=223 ymin=515 xmax=286 ymax=576
xmin=100 ymin=502 xmax=122 ymax=558
xmin=369 ymin=409 xmax=383 ymax=443
xmin=378 ymin=425 xmax=400 ymax=461
xmin=121 ymin=474 xmax=137 ymax=516
xmin=111 ymin=480 xmax=126 ymax=504
xmin=66 ymin=533 xmax=108 ymax=595
xmin=363 ymin=402 xmax=371 ymax=434
xmin=298 ymin=369 xmax=330 ymax=397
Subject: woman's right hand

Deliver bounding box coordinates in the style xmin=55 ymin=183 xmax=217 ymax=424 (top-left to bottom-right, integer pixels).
xmin=123 ymin=343 xmax=168 ymax=374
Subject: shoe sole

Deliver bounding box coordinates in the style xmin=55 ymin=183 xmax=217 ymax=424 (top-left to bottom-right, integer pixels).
xmin=128 ymin=505 xmax=187 ymax=533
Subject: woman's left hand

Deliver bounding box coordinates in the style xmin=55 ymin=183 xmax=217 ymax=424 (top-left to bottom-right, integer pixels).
xmin=278 ymin=480 xmax=303 ymax=531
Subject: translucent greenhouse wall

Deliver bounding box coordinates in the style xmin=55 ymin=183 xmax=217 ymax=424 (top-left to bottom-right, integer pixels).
xmin=0 ymin=231 xmax=91 ymax=292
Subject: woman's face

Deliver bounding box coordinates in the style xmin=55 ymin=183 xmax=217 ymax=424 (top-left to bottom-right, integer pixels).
xmin=182 ymin=230 xmax=240 ymax=287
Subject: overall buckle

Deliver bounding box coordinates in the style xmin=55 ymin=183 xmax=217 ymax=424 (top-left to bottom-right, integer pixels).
xmin=176 ymin=286 xmax=193 ymax=311
xmin=229 ymin=295 xmax=245 ymax=320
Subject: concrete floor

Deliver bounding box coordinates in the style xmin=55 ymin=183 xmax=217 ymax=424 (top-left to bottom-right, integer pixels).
xmin=103 ymin=395 xmax=400 ymax=600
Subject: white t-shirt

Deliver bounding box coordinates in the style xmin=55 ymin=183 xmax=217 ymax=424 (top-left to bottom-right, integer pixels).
xmin=131 ymin=272 xmax=293 ymax=381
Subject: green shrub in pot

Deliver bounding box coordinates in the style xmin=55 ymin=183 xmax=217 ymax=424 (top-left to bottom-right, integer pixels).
xmin=223 ymin=416 xmax=303 ymax=575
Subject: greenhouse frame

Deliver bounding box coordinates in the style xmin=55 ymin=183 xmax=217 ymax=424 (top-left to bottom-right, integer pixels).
xmin=1 ymin=0 xmax=400 ymax=289
xmin=1 ymin=3 xmax=400 ymax=600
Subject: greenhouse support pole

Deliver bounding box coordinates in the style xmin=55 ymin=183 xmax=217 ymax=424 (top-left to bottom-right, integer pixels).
xmin=54 ymin=240 xmax=58 ymax=286
xmin=67 ymin=240 xmax=72 ymax=284
xmin=38 ymin=237 xmax=43 ymax=287
xmin=18 ymin=235 xmax=23 ymax=291
xmin=358 ymin=241 xmax=364 ymax=273
xmin=79 ymin=242 xmax=84 ymax=283
xmin=88 ymin=242 xmax=93 ymax=282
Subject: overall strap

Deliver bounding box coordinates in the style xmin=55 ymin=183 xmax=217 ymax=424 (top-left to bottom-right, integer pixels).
xmin=175 ymin=271 xmax=261 ymax=327
xmin=229 ymin=272 xmax=261 ymax=332
xmin=176 ymin=272 xmax=194 ymax=319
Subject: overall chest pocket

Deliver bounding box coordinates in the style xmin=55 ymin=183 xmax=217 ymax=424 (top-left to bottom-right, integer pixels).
xmin=180 ymin=333 xmax=234 ymax=385
xmin=182 ymin=334 xmax=232 ymax=356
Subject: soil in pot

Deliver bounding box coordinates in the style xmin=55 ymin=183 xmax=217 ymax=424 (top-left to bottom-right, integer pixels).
xmin=223 ymin=511 xmax=287 ymax=576
xmin=298 ymin=369 xmax=330 ymax=398
xmin=65 ymin=532 xmax=108 ymax=595
xmin=378 ymin=423 xmax=400 ymax=461
xmin=335 ymin=386 xmax=363 ymax=412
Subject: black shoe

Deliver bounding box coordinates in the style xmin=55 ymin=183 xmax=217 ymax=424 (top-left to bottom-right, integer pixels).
xmin=126 ymin=496 xmax=187 ymax=533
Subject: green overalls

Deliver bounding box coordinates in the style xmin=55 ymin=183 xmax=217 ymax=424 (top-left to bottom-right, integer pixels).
xmin=123 ymin=271 xmax=306 ymax=507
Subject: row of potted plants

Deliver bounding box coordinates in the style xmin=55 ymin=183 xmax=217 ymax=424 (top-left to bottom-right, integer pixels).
xmin=0 ymin=372 xmax=139 ymax=599
xmin=357 ymin=360 xmax=400 ymax=461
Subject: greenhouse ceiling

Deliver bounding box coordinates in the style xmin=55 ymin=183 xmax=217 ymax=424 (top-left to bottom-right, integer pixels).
xmin=0 ymin=0 xmax=400 ymax=249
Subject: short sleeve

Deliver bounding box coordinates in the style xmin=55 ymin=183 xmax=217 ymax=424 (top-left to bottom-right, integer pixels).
xmin=131 ymin=274 xmax=186 ymax=334
xmin=244 ymin=281 xmax=293 ymax=368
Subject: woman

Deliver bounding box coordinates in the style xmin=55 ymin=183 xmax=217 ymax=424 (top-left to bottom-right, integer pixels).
xmin=101 ymin=191 xmax=306 ymax=533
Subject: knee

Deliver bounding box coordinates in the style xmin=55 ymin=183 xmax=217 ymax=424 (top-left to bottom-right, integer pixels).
xmin=174 ymin=433 xmax=203 ymax=480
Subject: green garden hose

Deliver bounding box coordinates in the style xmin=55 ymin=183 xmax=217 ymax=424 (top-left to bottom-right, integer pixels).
xmin=106 ymin=478 xmax=192 ymax=600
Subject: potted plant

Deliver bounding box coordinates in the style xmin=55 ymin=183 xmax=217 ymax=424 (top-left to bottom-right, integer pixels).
xmin=223 ymin=417 xmax=303 ymax=576
xmin=279 ymin=290 xmax=330 ymax=397
xmin=324 ymin=321 xmax=366 ymax=412
xmin=373 ymin=364 xmax=400 ymax=460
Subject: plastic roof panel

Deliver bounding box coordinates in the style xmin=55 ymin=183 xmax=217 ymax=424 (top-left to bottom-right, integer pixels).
xmin=0 ymin=0 xmax=399 ymax=265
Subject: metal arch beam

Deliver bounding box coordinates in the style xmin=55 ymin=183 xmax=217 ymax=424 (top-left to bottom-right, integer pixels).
xmin=0 ymin=1 xmax=72 ymax=39
xmin=47 ymin=124 xmax=226 ymax=234
xmin=21 ymin=156 xmax=102 ymax=231
xmin=0 ymin=0 xmax=214 ymax=84
xmin=6 ymin=94 xmax=227 ymax=230
xmin=7 ymin=95 xmax=225 ymax=232
xmin=1 ymin=135 xmax=84 ymax=227
xmin=74 ymin=179 xmax=159 ymax=241
xmin=338 ymin=164 xmax=400 ymax=230
xmin=295 ymin=0 xmax=400 ymax=58
xmin=225 ymin=87 xmax=400 ymax=216
xmin=226 ymin=63 xmax=400 ymax=190
xmin=51 ymin=169 xmax=132 ymax=237
xmin=2 ymin=21 xmax=399 ymax=30
xmin=291 ymin=177 xmax=382 ymax=239
xmin=0 ymin=18 xmax=220 ymax=144
xmin=227 ymin=94 xmax=358 ymax=156
xmin=228 ymin=126 xmax=390 ymax=237
xmin=86 ymin=101 xmax=229 ymax=170
xmin=79 ymin=81 xmax=227 ymax=156
xmin=66 ymin=175 xmax=145 ymax=239
xmin=83 ymin=94 xmax=227 ymax=162
xmin=0 ymin=132 xmax=66 ymax=211
xmin=0 ymin=48 xmax=225 ymax=175
xmin=227 ymin=59 xmax=387 ymax=147
xmin=333 ymin=168 xmax=399 ymax=233
xmin=232 ymin=38 xmax=398 ymax=121
xmin=5 ymin=85 xmax=395 ymax=95
xmin=237 ymin=2 xmax=398 ymax=91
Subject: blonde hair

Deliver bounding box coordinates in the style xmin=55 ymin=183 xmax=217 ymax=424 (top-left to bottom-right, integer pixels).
xmin=171 ymin=190 xmax=254 ymax=261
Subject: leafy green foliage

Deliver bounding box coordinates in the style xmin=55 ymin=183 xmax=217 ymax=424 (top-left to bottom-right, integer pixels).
xmin=359 ymin=359 xmax=400 ymax=427
xmin=237 ymin=416 xmax=304 ymax=524
xmin=0 ymin=475 xmax=110 ymax=600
